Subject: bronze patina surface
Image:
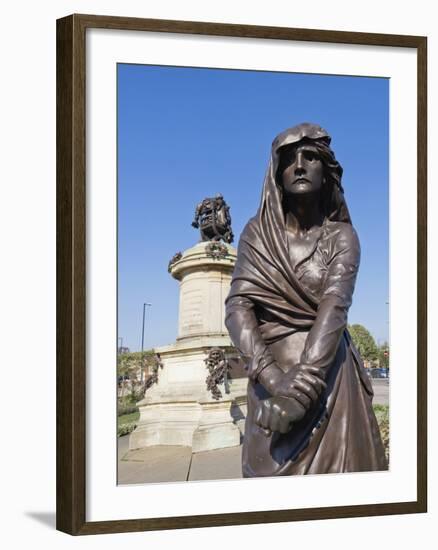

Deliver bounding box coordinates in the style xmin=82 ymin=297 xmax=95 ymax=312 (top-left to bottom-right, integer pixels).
xmin=192 ymin=194 xmax=234 ymax=243
xmin=226 ymin=123 xmax=387 ymax=476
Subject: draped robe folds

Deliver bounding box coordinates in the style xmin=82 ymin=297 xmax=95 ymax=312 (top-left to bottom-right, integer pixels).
xmin=225 ymin=123 xmax=388 ymax=476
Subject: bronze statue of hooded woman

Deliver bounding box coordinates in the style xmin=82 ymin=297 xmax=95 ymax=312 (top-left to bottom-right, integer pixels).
xmin=225 ymin=123 xmax=387 ymax=476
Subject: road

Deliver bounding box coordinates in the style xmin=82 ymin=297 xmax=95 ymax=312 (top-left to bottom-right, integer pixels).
xmin=372 ymin=378 xmax=389 ymax=406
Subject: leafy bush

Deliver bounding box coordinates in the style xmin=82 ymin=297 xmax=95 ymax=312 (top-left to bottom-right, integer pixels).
xmin=117 ymin=410 xmax=140 ymax=437
xmin=117 ymin=396 xmax=139 ymax=416
xmin=117 ymin=422 xmax=137 ymax=437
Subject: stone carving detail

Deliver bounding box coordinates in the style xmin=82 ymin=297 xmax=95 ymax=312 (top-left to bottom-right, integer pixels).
xmin=204 ymin=347 xmax=232 ymax=400
xmin=167 ymin=251 xmax=182 ymax=272
xmin=205 ymin=241 xmax=229 ymax=260
xmin=145 ymin=353 xmax=164 ymax=390
xmin=192 ymin=194 xmax=234 ymax=243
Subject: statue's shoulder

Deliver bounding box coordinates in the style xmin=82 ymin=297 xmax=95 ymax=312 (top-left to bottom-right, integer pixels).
xmin=234 ymin=217 xmax=259 ymax=251
xmin=324 ymin=220 xmax=357 ymax=238
xmin=241 ymin=216 xmax=259 ymax=237
xmin=323 ymin=221 xmax=360 ymax=253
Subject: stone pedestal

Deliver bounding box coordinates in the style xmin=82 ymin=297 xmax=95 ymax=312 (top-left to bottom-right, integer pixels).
xmin=192 ymin=399 xmax=240 ymax=453
xmin=173 ymin=241 xmax=236 ymax=340
xmin=129 ymin=241 xmax=247 ymax=453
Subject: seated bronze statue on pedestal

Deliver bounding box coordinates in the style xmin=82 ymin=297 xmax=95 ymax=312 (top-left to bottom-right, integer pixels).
xmin=225 ymin=122 xmax=387 ymax=476
xmin=192 ymin=194 xmax=234 ymax=244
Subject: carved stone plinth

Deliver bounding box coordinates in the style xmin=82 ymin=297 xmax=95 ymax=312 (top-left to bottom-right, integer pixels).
xmin=173 ymin=241 xmax=236 ymax=340
xmin=129 ymin=241 xmax=247 ymax=453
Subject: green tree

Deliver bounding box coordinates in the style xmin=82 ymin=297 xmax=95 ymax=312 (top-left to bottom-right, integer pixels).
xmin=117 ymin=349 xmax=162 ymax=403
xmin=377 ymin=342 xmax=390 ymax=369
xmin=348 ymin=324 xmax=378 ymax=362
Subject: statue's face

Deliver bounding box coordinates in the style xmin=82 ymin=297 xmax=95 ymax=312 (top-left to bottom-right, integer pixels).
xmin=280 ymin=144 xmax=324 ymax=197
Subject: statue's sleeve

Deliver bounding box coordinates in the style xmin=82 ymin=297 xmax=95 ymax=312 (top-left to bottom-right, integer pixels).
xmin=225 ymin=287 xmax=276 ymax=381
xmin=300 ymin=223 xmax=360 ymax=374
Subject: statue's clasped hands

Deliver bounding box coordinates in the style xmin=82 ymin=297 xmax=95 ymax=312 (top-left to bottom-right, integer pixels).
xmin=255 ymin=363 xmax=326 ymax=435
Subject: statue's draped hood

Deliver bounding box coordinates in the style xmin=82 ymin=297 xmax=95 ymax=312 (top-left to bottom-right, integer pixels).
xmin=272 ymin=121 xmax=331 ymax=150
xmin=262 ymin=122 xmax=351 ymax=229
xmin=226 ymin=123 xmax=352 ymax=342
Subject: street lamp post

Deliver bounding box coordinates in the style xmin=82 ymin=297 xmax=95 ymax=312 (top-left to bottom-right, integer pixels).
xmin=141 ymin=302 xmax=152 ymax=382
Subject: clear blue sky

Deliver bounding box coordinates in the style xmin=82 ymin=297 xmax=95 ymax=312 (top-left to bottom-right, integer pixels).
xmin=118 ymin=64 xmax=389 ymax=351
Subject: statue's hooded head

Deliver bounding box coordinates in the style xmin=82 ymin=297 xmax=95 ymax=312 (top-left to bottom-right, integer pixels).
xmin=258 ymin=122 xmax=351 ymax=225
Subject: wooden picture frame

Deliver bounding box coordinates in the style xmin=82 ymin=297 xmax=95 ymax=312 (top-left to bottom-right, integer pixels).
xmin=56 ymin=13 xmax=427 ymax=535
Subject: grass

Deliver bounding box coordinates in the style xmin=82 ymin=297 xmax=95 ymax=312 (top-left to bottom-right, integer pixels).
xmin=373 ymin=404 xmax=389 ymax=461
xmin=118 ymin=411 xmax=140 ymax=424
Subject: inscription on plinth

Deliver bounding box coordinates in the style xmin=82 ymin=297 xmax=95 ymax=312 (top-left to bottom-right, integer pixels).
xmin=171 ymin=243 xmax=236 ymax=340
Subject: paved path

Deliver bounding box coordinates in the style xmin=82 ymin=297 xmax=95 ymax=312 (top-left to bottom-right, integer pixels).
xmin=118 ymin=379 xmax=388 ymax=485
xmin=118 ymin=437 xmax=242 ymax=484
